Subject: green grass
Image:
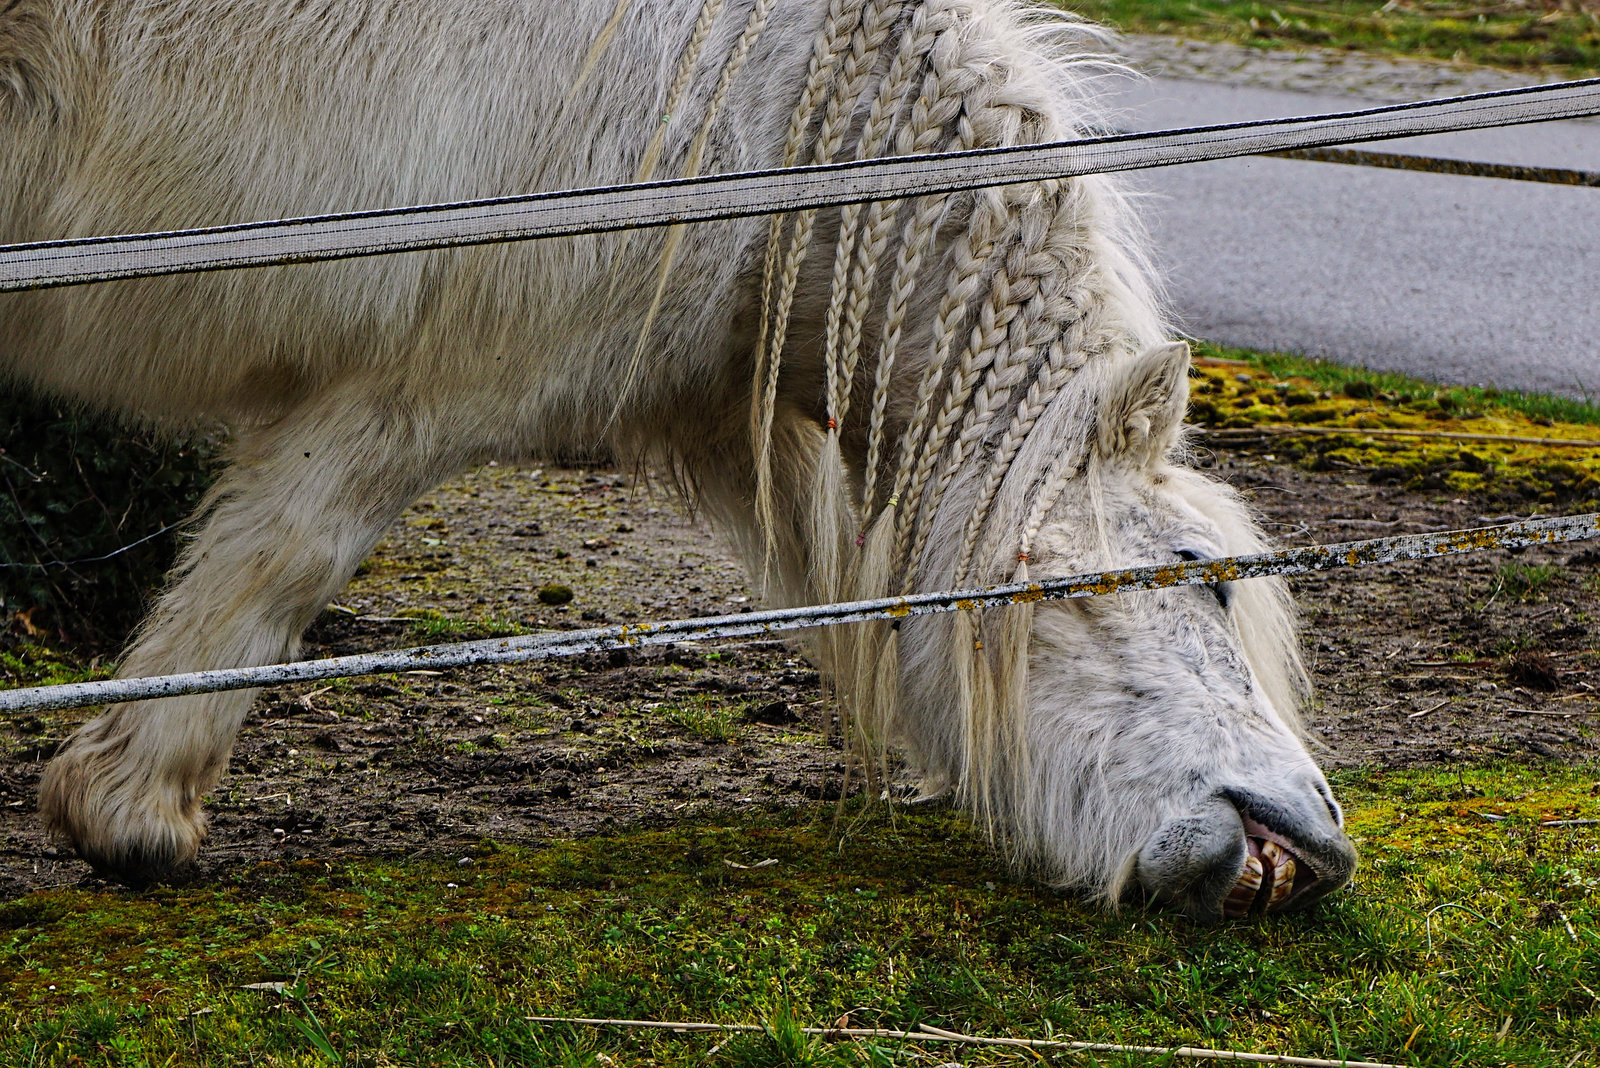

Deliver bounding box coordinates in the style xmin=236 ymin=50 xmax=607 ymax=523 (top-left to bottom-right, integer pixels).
xmin=1185 ymin=340 xmax=1600 ymax=508
xmin=1068 ymin=0 xmax=1600 ymax=77
xmin=4 ymin=763 xmax=1600 ymax=1066
xmin=1494 ymin=562 xmax=1563 ymax=601
xmin=664 ymin=696 xmax=746 ymax=743
xmin=393 ymin=608 xmax=532 ymax=642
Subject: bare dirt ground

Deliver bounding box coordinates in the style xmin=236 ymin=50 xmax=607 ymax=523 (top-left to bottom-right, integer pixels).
xmin=1 ymin=450 xmax=1596 ymax=898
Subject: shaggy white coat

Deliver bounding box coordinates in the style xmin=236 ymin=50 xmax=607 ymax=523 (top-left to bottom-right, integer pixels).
xmin=1 ymin=0 xmax=1333 ymax=900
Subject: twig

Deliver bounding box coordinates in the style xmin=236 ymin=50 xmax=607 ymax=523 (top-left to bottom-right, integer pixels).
xmin=1408 ymin=699 xmax=1450 ymax=719
xmin=1540 ymin=818 xmax=1600 ymax=828
xmin=1508 ymin=707 xmax=1600 ymax=717
xmin=523 ymin=1015 xmax=1405 ymax=1067
xmin=0 ymin=519 xmax=187 ymax=571
xmin=1201 ymin=425 xmax=1600 ymax=449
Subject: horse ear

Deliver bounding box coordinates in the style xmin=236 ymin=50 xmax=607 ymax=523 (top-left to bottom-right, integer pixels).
xmin=1098 ymin=340 xmax=1191 ymax=464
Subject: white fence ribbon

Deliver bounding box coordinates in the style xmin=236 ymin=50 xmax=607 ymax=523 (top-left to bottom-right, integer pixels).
xmin=1 ymin=78 xmax=1596 ymax=292
xmin=1 ymin=512 xmax=1595 ymax=715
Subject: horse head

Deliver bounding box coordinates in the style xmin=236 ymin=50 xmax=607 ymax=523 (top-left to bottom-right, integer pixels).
xmin=1030 ymin=342 xmax=1354 ymax=918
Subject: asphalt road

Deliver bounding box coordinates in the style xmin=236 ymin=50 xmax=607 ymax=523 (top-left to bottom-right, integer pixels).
xmin=1110 ymin=76 xmax=1600 ymax=399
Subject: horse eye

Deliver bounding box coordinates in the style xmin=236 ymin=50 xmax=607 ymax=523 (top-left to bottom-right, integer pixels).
xmin=1175 ymin=549 xmax=1229 ymax=610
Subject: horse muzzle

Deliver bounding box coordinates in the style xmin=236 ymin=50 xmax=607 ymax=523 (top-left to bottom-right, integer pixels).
xmin=1133 ymin=781 xmax=1357 ymax=922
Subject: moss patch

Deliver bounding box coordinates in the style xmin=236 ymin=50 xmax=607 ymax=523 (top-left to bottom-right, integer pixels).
xmin=1188 ymin=342 xmax=1600 ymax=512
xmin=1067 ymin=0 xmax=1600 ymax=79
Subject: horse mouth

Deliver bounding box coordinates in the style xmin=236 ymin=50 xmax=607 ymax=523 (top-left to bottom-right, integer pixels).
xmin=1222 ymin=818 xmax=1320 ymax=919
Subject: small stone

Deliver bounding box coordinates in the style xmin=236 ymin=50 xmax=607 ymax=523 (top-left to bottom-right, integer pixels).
xmin=537 ymin=584 xmax=574 ymax=605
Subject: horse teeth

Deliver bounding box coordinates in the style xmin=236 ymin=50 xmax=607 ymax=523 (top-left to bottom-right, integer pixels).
xmin=1254 ymin=840 xmax=1300 ymax=910
xmin=1223 ymin=853 xmax=1264 ymax=916
xmin=1237 ymin=852 xmax=1264 ymax=891
xmin=1268 ymin=856 xmax=1297 ymax=908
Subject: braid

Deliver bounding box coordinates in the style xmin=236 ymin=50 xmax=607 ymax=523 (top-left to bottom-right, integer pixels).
xmin=685 ymin=0 xmax=779 ymax=188
xmin=618 ymin=0 xmax=777 ymax=426
xmin=603 ymin=0 xmax=728 ymax=305
xmin=750 ymin=0 xmax=874 ymax=557
xmin=634 ymin=0 xmax=728 ymax=184
xmin=854 ymin=1 xmax=972 ymax=519
xmin=918 ymin=188 xmax=1089 ymax=584
xmin=819 ymin=0 xmax=919 ymax=428
xmin=956 ymin=293 xmax=1108 ymax=583
xmin=886 ymin=182 xmax=1012 ymax=571
xmin=794 ymin=0 xmax=903 ymax=433
xmin=859 ymin=193 xmax=948 ymax=516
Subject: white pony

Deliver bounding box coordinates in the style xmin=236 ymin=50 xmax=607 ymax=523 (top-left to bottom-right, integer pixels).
xmin=2 ymin=0 xmax=1355 ymax=918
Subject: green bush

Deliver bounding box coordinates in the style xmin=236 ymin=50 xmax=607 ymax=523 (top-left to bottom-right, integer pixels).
xmin=0 ymin=389 xmax=221 ymax=650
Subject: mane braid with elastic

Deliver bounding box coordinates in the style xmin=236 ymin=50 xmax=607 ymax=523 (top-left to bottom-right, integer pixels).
xmin=750 ymin=0 xmax=874 ymax=572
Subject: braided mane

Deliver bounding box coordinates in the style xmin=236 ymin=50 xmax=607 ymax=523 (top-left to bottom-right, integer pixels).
xmin=725 ymin=0 xmax=1165 ymax=834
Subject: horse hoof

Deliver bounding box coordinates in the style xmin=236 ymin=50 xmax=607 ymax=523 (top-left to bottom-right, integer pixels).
xmin=72 ymin=835 xmax=202 ymax=888
xmin=39 ymin=745 xmax=206 ymax=888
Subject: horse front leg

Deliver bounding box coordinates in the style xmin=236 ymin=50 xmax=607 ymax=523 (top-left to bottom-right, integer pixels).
xmin=38 ymin=389 xmax=466 ymax=885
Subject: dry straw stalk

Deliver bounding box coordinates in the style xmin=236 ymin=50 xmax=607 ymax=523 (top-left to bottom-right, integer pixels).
xmin=524 ymin=1014 xmax=1405 ymax=1067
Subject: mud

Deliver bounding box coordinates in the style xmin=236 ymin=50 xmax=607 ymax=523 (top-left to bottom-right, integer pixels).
xmin=2 ymin=452 xmax=1596 ymax=897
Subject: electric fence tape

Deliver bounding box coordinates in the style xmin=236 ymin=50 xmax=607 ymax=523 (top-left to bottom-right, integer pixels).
xmin=1 ymin=79 xmax=1597 ymax=292
xmin=2 ymin=513 xmax=1595 ymax=715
